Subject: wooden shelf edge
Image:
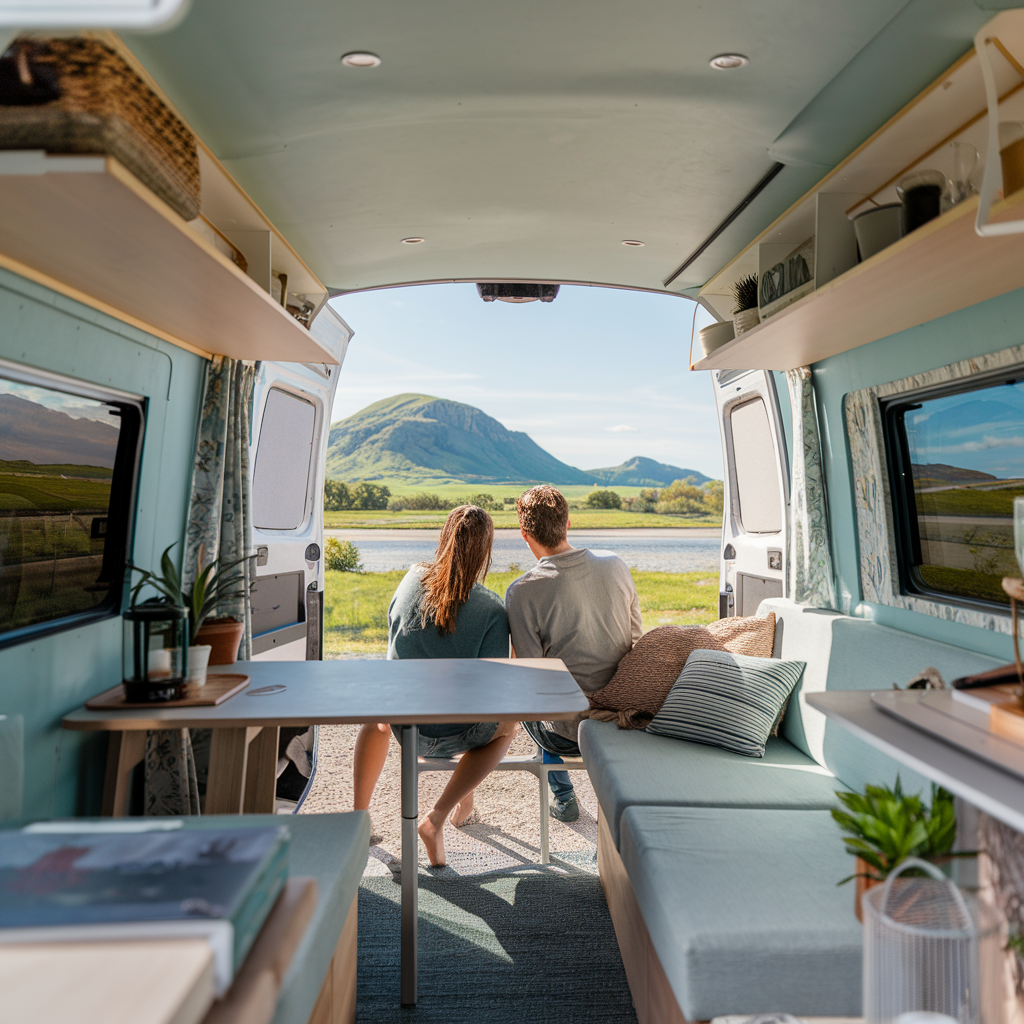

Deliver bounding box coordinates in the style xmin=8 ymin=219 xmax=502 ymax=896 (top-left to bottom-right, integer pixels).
xmin=691 ymin=187 xmax=1024 ymax=372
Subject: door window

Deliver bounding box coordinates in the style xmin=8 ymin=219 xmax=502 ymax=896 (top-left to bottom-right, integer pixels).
xmin=729 ymin=397 xmax=783 ymax=534
xmin=252 ymin=388 xmax=317 ymax=530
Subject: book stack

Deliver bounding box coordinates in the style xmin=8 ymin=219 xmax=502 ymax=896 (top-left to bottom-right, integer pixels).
xmin=0 ymin=822 xmax=289 ymax=996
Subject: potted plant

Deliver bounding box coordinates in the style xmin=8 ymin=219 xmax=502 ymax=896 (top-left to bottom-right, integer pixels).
xmin=731 ymin=272 xmax=760 ymax=335
xmin=129 ymin=544 xmax=250 ymax=677
xmin=832 ymin=778 xmax=966 ymax=922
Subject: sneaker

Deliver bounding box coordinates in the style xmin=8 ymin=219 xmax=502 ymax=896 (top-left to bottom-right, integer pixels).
xmin=550 ymin=795 xmax=580 ymax=822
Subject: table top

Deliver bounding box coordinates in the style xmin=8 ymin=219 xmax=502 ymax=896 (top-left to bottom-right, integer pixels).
xmin=808 ymin=689 xmax=1024 ymax=834
xmin=63 ymin=657 xmax=587 ymax=731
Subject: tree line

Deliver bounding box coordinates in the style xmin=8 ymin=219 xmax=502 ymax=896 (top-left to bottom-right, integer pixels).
xmin=325 ymin=477 xmax=723 ymax=518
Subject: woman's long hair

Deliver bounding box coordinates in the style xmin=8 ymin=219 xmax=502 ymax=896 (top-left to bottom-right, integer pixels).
xmin=419 ymin=505 xmax=494 ymax=634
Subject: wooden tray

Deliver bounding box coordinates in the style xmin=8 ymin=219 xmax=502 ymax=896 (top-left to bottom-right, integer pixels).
xmin=86 ymin=674 xmax=249 ymax=710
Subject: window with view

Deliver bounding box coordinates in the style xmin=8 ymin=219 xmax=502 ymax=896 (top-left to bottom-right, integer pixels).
xmin=0 ymin=371 xmax=143 ymax=645
xmin=883 ymin=375 xmax=1024 ymax=608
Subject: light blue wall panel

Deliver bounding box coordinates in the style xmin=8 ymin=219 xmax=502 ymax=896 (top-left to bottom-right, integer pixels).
xmin=0 ymin=268 xmax=205 ymax=819
xmin=813 ymin=284 xmax=1024 ymax=663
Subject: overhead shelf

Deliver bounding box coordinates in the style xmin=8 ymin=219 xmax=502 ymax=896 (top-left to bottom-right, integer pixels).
xmin=0 ymin=153 xmax=337 ymax=364
xmin=692 ymin=187 xmax=1024 ymax=371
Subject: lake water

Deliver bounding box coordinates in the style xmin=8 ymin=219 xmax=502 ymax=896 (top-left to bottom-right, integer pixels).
xmin=325 ymin=528 xmax=721 ymax=574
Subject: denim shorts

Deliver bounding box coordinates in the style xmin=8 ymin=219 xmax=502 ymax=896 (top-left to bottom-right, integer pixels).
xmin=390 ymin=721 xmax=500 ymax=759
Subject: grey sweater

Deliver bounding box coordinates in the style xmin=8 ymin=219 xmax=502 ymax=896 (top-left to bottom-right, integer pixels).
xmin=505 ymin=547 xmax=642 ymax=739
xmin=387 ymin=565 xmax=510 ymax=737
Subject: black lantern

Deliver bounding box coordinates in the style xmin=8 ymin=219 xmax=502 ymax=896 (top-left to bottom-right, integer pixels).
xmin=123 ymin=601 xmax=189 ymax=702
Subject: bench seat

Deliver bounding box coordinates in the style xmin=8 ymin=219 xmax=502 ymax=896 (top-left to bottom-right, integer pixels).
xmin=579 ymin=719 xmax=839 ymax=848
xmin=186 ymin=812 xmax=369 ymax=1024
xmin=619 ymin=805 xmax=862 ymax=1021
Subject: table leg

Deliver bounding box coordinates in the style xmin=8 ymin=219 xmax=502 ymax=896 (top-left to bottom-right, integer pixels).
xmin=206 ymin=727 xmax=260 ymax=814
xmin=400 ymin=724 xmax=418 ymax=1006
xmin=243 ymin=726 xmax=280 ymax=814
xmin=101 ymin=731 xmax=147 ymax=817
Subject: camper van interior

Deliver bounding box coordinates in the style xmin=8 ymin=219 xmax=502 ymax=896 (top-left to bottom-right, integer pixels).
xmin=7 ymin=1 xmax=1024 ymax=1022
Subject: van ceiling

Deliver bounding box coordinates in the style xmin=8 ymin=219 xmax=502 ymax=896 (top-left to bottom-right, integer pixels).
xmin=124 ymin=0 xmax=996 ymax=297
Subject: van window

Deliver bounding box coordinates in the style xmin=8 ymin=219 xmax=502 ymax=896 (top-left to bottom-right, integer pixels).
xmin=252 ymin=388 xmax=317 ymax=530
xmin=884 ymin=375 xmax=1024 ymax=607
xmin=0 ymin=372 xmax=143 ymax=645
xmin=729 ymin=397 xmax=783 ymax=534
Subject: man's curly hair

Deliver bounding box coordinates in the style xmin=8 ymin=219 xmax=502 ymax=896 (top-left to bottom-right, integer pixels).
xmin=516 ymin=485 xmax=568 ymax=549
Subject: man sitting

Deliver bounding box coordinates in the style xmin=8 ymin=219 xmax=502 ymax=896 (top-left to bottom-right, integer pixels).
xmin=505 ymin=485 xmax=642 ymax=821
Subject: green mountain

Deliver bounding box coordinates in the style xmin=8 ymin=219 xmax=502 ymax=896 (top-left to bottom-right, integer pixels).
xmin=326 ymin=394 xmax=597 ymax=484
xmin=587 ymin=456 xmax=710 ymax=488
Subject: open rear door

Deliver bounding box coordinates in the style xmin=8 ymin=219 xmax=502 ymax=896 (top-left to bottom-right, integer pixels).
xmin=714 ymin=369 xmax=789 ymax=617
xmin=249 ymin=304 xmax=351 ymax=661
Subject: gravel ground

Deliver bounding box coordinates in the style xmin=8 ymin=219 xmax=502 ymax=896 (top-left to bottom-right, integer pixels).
xmin=301 ymin=719 xmax=599 ymax=874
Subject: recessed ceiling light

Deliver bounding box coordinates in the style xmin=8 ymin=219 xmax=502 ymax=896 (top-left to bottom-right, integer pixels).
xmin=341 ymin=52 xmax=381 ymax=68
xmin=401 ymin=237 xmax=425 ymax=244
xmin=622 ymin=239 xmax=645 ymax=247
xmin=709 ymin=54 xmax=749 ymax=70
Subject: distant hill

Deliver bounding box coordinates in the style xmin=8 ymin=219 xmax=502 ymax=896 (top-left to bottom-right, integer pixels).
xmin=0 ymin=393 xmax=119 ymax=469
xmin=587 ymin=456 xmax=710 ymax=488
xmin=912 ymin=463 xmax=998 ymax=484
xmin=326 ymin=394 xmax=596 ymax=484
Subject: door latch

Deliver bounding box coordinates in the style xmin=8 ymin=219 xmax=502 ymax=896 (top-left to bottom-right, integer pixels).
xmin=767 ymin=549 xmax=783 ymax=571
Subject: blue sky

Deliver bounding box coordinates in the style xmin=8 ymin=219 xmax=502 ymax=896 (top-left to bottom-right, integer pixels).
xmin=328 ymin=284 xmax=722 ymax=479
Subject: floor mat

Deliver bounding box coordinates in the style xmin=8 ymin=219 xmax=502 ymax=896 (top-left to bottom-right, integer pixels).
xmin=356 ymin=868 xmax=637 ymax=1023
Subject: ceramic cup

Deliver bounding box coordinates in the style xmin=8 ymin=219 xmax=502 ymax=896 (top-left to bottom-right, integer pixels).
xmin=187 ymin=644 xmax=213 ymax=689
xmin=897 ymin=170 xmax=947 ymax=232
xmin=1001 ymin=123 xmax=1024 ymax=197
xmin=852 ymin=203 xmax=904 ymax=261
xmin=699 ymin=320 xmax=735 ymax=356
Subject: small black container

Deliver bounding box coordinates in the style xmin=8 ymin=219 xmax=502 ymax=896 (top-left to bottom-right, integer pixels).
xmin=122 ymin=601 xmax=189 ymax=703
xmin=897 ymin=170 xmax=946 ymax=233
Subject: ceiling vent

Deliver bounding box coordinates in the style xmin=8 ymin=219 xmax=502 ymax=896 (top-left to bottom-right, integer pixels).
xmin=476 ymin=283 xmax=559 ymax=303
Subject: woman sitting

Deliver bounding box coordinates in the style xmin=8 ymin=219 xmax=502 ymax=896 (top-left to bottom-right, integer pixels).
xmin=352 ymin=504 xmax=515 ymax=866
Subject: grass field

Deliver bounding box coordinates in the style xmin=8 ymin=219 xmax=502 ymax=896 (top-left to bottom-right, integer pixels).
xmin=0 ymin=471 xmax=111 ymax=513
xmin=915 ymin=484 xmax=1024 ymax=519
xmin=323 ymin=567 xmax=719 ymax=656
xmin=325 ymin=508 xmax=719 ymax=530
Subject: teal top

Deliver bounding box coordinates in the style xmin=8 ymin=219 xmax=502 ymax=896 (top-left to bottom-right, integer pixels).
xmin=387 ymin=565 xmax=510 ymax=737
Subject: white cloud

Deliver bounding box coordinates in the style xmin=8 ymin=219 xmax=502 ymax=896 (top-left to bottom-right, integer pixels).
xmin=608 ymin=424 xmax=639 ymax=433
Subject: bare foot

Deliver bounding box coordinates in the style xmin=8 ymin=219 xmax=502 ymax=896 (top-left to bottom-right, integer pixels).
xmin=418 ymin=812 xmax=446 ymax=867
xmin=450 ymin=793 xmax=475 ymax=827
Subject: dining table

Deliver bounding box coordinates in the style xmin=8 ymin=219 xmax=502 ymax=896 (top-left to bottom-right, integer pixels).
xmin=62 ymin=656 xmax=588 ymax=1006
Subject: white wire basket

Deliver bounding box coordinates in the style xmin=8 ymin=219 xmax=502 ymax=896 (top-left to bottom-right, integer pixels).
xmin=863 ymin=858 xmax=1003 ymax=1024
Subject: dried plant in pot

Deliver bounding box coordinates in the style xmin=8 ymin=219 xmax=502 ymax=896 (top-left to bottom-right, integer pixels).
xmin=129 ymin=544 xmax=251 ymax=677
xmin=832 ymin=779 xmax=970 ymax=922
xmin=731 ymin=273 xmax=760 ymax=335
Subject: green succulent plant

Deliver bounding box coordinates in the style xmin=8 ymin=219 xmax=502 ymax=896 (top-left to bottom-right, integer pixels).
xmin=832 ymin=778 xmax=966 ymax=885
xmin=129 ymin=543 xmax=250 ymax=637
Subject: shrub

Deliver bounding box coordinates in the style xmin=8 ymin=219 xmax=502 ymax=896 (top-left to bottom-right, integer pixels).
xmin=325 ymin=537 xmax=363 ymax=572
xmin=324 ymin=479 xmax=352 ymax=511
xmin=624 ymin=488 xmax=659 ymax=513
xmin=586 ymin=489 xmax=622 ymax=510
xmin=702 ymin=479 xmax=724 ymax=516
xmin=350 ymin=482 xmax=391 ymax=510
xmin=457 ymin=492 xmax=503 ymax=512
xmin=656 ymin=477 xmax=705 ymax=515
xmin=503 ymin=496 xmax=517 ymax=505
xmin=389 ymin=492 xmax=448 ymax=511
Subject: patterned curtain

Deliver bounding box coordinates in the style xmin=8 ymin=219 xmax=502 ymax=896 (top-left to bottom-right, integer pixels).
xmin=144 ymin=357 xmax=257 ymax=815
xmin=785 ymin=367 xmax=837 ymax=610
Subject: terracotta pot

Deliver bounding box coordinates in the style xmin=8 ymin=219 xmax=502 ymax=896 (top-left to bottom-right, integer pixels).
xmin=855 ymin=856 xmax=882 ymax=923
xmin=194 ymin=618 xmax=244 ymax=665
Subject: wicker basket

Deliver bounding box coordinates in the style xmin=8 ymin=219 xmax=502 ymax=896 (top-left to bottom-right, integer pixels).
xmin=0 ymin=37 xmax=200 ymax=220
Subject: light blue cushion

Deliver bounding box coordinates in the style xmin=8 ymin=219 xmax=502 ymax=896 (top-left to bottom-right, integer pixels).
xmin=191 ymin=812 xmax=370 ymax=1024
xmin=620 ymin=805 xmax=862 ymax=1019
xmin=578 ymin=719 xmax=838 ymax=848
xmin=647 ymin=648 xmax=805 ymax=757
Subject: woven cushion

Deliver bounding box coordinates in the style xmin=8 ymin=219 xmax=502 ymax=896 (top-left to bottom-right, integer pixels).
xmin=0 ymin=38 xmax=200 ymax=220
xmin=647 ymin=648 xmax=804 ymax=757
xmin=585 ymin=614 xmax=776 ymax=729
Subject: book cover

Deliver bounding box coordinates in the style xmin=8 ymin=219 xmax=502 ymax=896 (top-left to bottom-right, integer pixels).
xmin=0 ymin=826 xmax=288 ymax=929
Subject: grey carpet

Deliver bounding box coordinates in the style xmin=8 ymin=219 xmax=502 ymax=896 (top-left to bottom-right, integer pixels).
xmin=356 ymin=866 xmax=638 ymax=1023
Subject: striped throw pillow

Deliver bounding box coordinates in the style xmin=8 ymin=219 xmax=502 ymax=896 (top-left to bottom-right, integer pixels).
xmin=646 ymin=648 xmax=805 ymax=757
